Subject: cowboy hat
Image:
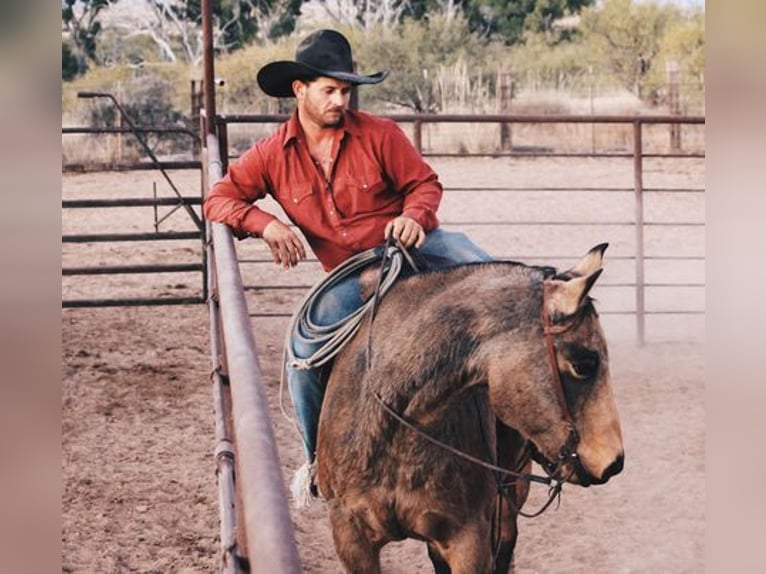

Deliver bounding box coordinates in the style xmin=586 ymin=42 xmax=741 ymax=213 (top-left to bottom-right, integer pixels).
xmin=257 ymin=29 xmax=389 ymax=98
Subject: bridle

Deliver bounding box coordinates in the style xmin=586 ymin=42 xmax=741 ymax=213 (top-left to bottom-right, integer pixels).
xmin=539 ymin=280 xmax=581 ymax=481
xmin=368 ymin=247 xmax=582 ymax=519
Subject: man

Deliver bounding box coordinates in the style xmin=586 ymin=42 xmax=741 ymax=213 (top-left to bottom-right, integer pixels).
xmin=203 ymin=29 xmax=491 ymax=496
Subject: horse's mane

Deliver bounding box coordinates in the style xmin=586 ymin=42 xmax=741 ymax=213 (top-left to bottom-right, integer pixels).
xmin=398 ymin=257 xmax=556 ymax=284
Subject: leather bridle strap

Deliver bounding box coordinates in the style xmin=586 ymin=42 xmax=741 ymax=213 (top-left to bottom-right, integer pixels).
xmin=541 ymin=282 xmax=576 ymax=425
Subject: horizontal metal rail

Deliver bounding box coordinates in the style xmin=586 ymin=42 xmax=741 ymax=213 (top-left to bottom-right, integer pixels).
xmin=63 ymin=126 xmax=199 ymax=139
xmin=63 ymin=231 xmax=201 ymax=243
xmin=63 ymin=263 xmax=203 ymax=275
xmin=218 ymin=113 xmax=705 ymax=125
xmin=63 ymin=296 xmax=205 ymax=308
xmin=443 ymin=186 xmax=705 ymax=193
xmin=63 ymin=197 xmax=202 ymax=208
xmin=64 ymin=160 xmax=202 ymax=172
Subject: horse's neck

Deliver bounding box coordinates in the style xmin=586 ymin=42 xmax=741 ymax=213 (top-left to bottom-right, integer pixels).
xmin=400 ymin=369 xmax=485 ymax=428
xmin=361 ymin=265 xmax=541 ymax=439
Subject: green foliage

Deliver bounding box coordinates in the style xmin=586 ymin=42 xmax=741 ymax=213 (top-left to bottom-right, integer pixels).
xmin=215 ymin=35 xmax=301 ymax=113
xmin=62 ymin=42 xmax=86 ymax=82
xmin=62 ymin=0 xmax=705 ymax=126
xmin=462 ymin=0 xmax=594 ymax=45
xmin=62 ymin=0 xmax=117 ymax=64
xmin=658 ymin=10 xmax=704 ymax=81
xmin=176 ymin=0 xmax=303 ymax=48
xmin=83 ymin=73 xmax=191 ymax=153
xmin=579 ymin=0 xmax=682 ymax=99
xmin=347 ymin=14 xmax=506 ymax=112
xmin=510 ymin=29 xmax=594 ymax=89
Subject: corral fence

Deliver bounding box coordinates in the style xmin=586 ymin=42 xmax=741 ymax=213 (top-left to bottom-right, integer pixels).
xmin=62 ymin=92 xmax=207 ymax=307
xmin=215 ymin=113 xmax=705 ymax=347
xmin=62 ymin=109 xmax=704 ymax=344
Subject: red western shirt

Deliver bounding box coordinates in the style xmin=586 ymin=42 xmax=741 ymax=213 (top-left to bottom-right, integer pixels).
xmin=203 ymin=110 xmax=442 ymax=270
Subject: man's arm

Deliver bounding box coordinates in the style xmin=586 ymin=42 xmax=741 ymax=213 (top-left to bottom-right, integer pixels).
xmin=378 ymin=120 xmax=442 ymax=247
xmin=203 ymin=146 xmax=306 ymax=268
xmin=203 ymin=145 xmax=277 ymax=237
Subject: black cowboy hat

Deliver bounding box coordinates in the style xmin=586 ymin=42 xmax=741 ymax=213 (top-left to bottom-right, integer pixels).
xmin=257 ymin=29 xmax=389 ymax=98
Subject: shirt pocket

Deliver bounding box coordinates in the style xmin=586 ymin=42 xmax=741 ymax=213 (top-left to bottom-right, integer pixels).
xmin=275 ymin=183 xmax=314 ymax=210
xmin=334 ymin=172 xmax=394 ymax=217
xmin=272 ymin=184 xmax=317 ymax=227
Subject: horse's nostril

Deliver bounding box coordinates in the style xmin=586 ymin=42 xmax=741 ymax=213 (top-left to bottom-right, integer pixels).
xmin=603 ymin=453 xmax=625 ymax=480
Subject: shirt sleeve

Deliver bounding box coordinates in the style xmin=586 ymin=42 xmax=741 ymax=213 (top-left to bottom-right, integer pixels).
xmin=379 ymin=121 xmax=442 ymax=231
xmin=202 ymin=144 xmax=278 ymax=239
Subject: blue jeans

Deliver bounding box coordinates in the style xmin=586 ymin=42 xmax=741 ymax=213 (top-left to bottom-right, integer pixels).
xmin=287 ymin=229 xmax=492 ymax=460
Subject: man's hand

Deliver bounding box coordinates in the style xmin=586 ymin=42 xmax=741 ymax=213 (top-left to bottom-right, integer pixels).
xmin=384 ymin=216 xmax=425 ymax=248
xmin=261 ymin=220 xmax=306 ymax=268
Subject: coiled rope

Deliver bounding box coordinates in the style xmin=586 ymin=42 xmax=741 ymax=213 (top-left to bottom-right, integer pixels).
xmin=284 ymin=237 xmax=417 ymax=372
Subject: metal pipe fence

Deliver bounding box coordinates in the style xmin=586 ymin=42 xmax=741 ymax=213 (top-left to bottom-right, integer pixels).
xmin=204 ymin=134 xmax=302 ymax=573
xmin=62 ymin=120 xmax=207 ymax=307
xmin=215 ymin=113 xmax=704 ymax=345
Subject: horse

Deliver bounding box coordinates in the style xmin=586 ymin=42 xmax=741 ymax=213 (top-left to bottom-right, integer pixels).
xmin=315 ymin=243 xmax=624 ymax=573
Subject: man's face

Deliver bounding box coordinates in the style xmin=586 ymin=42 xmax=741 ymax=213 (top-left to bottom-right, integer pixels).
xmin=294 ymin=77 xmax=353 ymax=128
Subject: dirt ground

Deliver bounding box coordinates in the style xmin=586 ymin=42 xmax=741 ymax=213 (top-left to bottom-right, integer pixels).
xmin=62 ymin=156 xmax=704 ymax=573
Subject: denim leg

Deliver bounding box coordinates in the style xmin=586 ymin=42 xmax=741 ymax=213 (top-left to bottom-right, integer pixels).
xmin=418 ymin=228 xmax=493 ymax=266
xmin=287 ymin=273 xmax=364 ymax=461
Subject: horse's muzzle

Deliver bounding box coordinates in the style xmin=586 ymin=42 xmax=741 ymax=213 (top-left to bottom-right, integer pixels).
xmin=573 ymin=452 xmax=625 ymax=487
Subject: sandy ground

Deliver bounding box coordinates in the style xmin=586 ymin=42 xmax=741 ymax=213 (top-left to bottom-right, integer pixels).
xmin=62 ymin=156 xmax=704 ymax=572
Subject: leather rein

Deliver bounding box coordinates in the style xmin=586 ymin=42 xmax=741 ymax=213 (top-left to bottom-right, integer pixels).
xmin=368 ymin=242 xmax=581 ymax=517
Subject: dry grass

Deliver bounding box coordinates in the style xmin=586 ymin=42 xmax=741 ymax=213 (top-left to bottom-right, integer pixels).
xmin=416 ymin=89 xmax=704 ymax=155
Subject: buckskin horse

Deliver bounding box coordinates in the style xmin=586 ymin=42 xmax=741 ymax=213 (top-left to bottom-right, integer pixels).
xmin=315 ymin=243 xmax=624 ymax=573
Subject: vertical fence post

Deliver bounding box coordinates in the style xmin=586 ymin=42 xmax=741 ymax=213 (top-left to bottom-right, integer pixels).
xmin=498 ymin=69 xmax=513 ymax=151
xmin=201 ymin=0 xmax=216 ymax=138
xmin=218 ymin=120 xmax=230 ymax=174
xmin=588 ymin=65 xmax=596 ymax=154
xmin=413 ymin=119 xmax=423 ymax=154
xmin=633 ymin=120 xmax=646 ymax=346
xmin=666 ymin=60 xmax=681 ymax=153
xmin=191 ymin=79 xmax=203 ymax=159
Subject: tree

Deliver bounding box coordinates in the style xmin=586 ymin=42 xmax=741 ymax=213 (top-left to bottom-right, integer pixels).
xmin=61 ymin=0 xmax=117 ymax=76
xmin=120 ymin=0 xmax=304 ymax=65
xmin=314 ymin=0 xmax=408 ymax=30
xmin=580 ymin=0 xmax=681 ymax=99
xmin=461 ymin=0 xmax=594 ymax=45
xmin=658 ymin=9 xmax=704 ymax=83
xmin=348 ymin=13 xmax=505 ymax=112
xmin=62 ymin=42 xmax=83 ymax=81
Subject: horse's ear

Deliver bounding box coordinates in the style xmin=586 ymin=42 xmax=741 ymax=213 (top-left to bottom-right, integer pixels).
xmin=562 ymin=243 xmax=608 ymax=279
xmin=546 ymin=268 xmax=603 ymax=318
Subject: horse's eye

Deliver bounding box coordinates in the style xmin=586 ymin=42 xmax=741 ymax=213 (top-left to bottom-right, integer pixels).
xmin=569 ymin=356 xmax=600 ymax=380
xmin=562 ymin=345 xmax=600 ymax=381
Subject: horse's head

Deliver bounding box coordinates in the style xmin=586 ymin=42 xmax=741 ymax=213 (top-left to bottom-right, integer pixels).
xmin=484 ymin=244 xmax=624 ymax=487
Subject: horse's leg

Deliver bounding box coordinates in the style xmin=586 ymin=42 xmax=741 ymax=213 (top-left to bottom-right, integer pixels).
xmin=427 ymin=543 xmax=451 ymax=574
xmin=493 ymin=495 xmax=519 ymax=574
xmin=328 ymin=506 xmax=382 ymax=574
xmin=494 ymin=423 xmax=532 ymax=574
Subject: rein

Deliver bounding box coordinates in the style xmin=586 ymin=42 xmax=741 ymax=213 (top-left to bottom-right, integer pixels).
xmin=370 ymin=391 xmax=554 ymax=487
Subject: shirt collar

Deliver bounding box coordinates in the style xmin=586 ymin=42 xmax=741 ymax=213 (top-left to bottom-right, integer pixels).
xmin=281 ymin=109 xmax=362 ymax=148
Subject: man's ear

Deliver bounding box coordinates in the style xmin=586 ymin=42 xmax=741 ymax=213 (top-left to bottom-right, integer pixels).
xmin=292 ymin=79 xmax=305 ymax=99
